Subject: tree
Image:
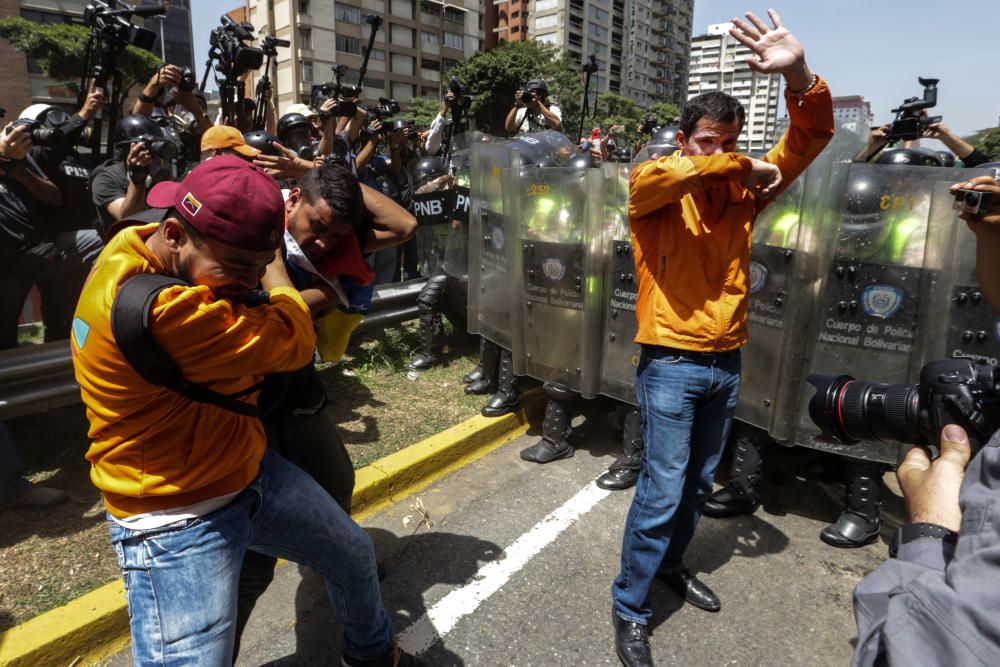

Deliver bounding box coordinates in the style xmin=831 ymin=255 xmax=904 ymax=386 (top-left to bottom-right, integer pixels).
xmin=649 ymin=102 xmax=681 ymax=127
xmin=966 ymin=127 xmax=1000 ymax=161
xmin=592 ymin=92 xmax=643 ymax=146
xmin=404 ymin=96 xmax=442 ymax=129
xmin=0 ymin=18 xmax=161 ymax=110
xmin=446 ymin=40 xmax=582 ymax=138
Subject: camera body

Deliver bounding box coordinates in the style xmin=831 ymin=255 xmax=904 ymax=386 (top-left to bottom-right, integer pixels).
xmin=639 ymin=113 xmax=658 ymax=135
xmin=84 ymin=1 xmax=158 ymax=52
xmin=311 ymin=65 xmax=360 ymax=121
xmin=953 ymin=189 xmax=994 ymax=216
xmin=365 ymin=97 xmax=401 ymax=132
xmin=178 ymin=67 xmax=198 ymax=92
xmin=808 ymin=358 xmax=1000 ymax=455
xmin=520 ymin=90 xmax=536 ymax=105
xmin=117 ymin=135 xmax=178 ymax=160
xmin=885 ymin=77 xmax=941 ymax=144
xmin=6 ymin=118 xmax=64 ymax=147
xmin=260 ymin=34 xmax=291 ymax=58
xmin=447 ymin=78 xmax=473 ymax=111
xmin=210 ymin=16 xmax=265 ymax=79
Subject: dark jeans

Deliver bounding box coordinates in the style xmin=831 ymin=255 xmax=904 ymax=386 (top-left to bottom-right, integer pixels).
xmin=234 ymin=398 xmax=356 ymax=658
xmin=0 ymin=230 xmax=103 ymax=349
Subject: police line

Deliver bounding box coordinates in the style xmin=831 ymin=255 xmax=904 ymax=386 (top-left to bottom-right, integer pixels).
xmin=465 ymin=129 xmax=1000 ymax=463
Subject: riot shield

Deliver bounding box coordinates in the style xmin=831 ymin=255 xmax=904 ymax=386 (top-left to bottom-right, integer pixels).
xmin=791 ymin=162 xmax=971 ymax=463
xmin=735 ymin=142 xmax=846 ymax=441
xmin=511 ymin=163 xmax=606 ymax=396
xmin=443 ymin=135 xmax=475 ymax=280
xmin=598 ymin=163 xmax=642 ymax=405
xmin=413 ymin=180 xmax=458 ymax=279
xmin=467 ymin=138 xmax=519 ymax=353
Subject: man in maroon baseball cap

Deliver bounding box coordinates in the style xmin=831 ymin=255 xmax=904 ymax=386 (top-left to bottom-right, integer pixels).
xmin=72 ymin=155 xmax=424 ymax=666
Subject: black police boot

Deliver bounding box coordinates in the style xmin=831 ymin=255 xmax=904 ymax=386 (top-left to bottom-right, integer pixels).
xmin=597 ymin=407 xmax=643 ymax=490
xmin=465 ymin=339 xmax=499 ymax=395
xmin=612 ymin=610 xmax=654 ymax=667
xmin=462 ymin=338 xmax=486 ymax=384
xmin=820 ymin=459 xmax=884 ymax=548
xmin=407 ymin=310 xmax=443 ymax=372
xmin=703 ymin=435 xmax=765 ymax=518
xmin=481 ymin=348 xmax=519 ymax=417
xmin=521 ymin=382 xmax=574 ymax=463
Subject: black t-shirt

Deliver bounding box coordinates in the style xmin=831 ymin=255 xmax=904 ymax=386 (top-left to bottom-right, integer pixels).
xmin=0 ymin=154 xmax=50 ymax=256
xmin=91 ymin=159 xmax=129 ymax=238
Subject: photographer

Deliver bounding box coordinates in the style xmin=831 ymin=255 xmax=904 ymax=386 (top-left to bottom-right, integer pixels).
xmin=504 ymin=80 xmax=563 ymax=135
xmin=0 ymin=114 xmax=102 ymax=349
xmin=133 ymin=64 xmax=213 ymax=136
xmin=91 ymin=114 xmax=176 ymax=240
xmin=922 ymin=121 xmax=992 ymax=168
xmin=851 ymin=174 xmax=1000 ymax=665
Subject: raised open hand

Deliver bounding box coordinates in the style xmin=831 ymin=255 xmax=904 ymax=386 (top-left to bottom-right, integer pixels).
xmin=729 ymin=10 xmax=804 ymax=76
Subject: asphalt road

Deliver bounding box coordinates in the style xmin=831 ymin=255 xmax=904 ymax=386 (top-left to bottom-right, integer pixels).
xmin=107 ymin=405 xmax=901 ymax=666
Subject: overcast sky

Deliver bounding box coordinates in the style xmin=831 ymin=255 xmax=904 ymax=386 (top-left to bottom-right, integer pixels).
xmin=190 ymin=0 xmax=1000 ymax=138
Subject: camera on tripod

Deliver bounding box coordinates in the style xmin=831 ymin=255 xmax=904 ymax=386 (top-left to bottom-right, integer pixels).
xmin=210 ymin=15 xmax=266 ymax=78
xmin=807 ymin=358 xmax=1000 ymax=455
xmin=311 ymin=64 xmax=360 ymax=120
xmin=884 ymin=77 xmax=942 ymax=145
xmin=83 ymin=0 xmax=158 ymax=53
xmin=260 ymin=34 xmax=291 ymax=58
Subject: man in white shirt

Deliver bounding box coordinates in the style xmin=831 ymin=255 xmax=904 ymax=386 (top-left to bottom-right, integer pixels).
xmin=504 ymin=80 xmax=562 ymax=135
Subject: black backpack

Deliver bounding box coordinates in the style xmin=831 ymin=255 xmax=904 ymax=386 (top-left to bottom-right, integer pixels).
xmin=111 ymin=273 xmax=263 ymax=417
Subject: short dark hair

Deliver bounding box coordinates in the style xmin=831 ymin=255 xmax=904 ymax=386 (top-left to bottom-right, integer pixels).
xmin=679 ymin=92 xmax=745 ymax=138
xmin=298 ymin=161 xmax=364 ymax=228
xmin=160 ymin=207 xmax=205 ymax=245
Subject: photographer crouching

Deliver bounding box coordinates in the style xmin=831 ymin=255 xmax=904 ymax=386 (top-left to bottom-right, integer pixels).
xmin=852 ymin=173 xmax=1000 ymax=666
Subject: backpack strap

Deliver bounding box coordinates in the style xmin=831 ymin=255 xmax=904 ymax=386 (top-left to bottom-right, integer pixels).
xmin=111 ymin=273 xmax=261 ymax=418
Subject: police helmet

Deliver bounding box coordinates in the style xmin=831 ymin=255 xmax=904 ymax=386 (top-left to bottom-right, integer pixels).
xmin=649 ymin=125 xmax=680 ymax=151
xmin=936 ymin=150 xmax=956 ymax=168
xmin=278 ymin=112 xmax=314 ymax=158
xmin=876 ymin=148 xmax=941 ymax=168
xmin=243 ymin=130 xmax=282 ymax=157
xmin=524 ymin=80 xmax=549 ymax=98
xmin=410 ymin=156 xmax=449 ymax=191
xmin=567 ymin=151 xmax=593 ymax=170
xmin=842 ymin=168 xmax=890 ymax=229
xmin=277 ymin=112 xmax=311 ymax=137
xmin=114 ymin=114 xmax=164 ymax=146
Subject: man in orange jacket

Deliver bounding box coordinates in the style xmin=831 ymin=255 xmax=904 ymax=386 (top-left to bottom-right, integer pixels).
xmin=71 ymin=157 xmax=422 ymax=666
xmin=611 ymin=11 xmax=834 ymax=666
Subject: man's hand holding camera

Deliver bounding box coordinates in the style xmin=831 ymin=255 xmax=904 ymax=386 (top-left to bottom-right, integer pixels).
xmin=0 ymin=123 xmax=33 ymax=163
xmin=126 ymin=141 xmax=153 ymax=184
xmin=898 ymin=424 xmax=973 ymax=532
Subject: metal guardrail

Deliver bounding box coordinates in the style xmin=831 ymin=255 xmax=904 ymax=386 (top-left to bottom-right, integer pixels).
xmin=0 ymin=279 xmax=426 ymax=420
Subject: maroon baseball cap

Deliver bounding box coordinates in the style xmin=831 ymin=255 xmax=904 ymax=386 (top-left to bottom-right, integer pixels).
xmin=147 ymin=155 xmax=284 ymax=251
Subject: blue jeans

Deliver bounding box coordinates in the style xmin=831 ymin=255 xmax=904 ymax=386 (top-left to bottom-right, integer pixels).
xmin=109 ymin=448 xmax=392 ymax=666
xmin=612 ymin=345 xmax=742 ymax=625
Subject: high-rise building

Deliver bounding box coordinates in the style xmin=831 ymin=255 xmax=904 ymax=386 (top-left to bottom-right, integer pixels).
xmin=687 ymin=22 xmax=781 ymax=152
xmin=523 ymin=0 xmax=691 ymax=106
xmin=486 ymin=0 xmax=529 ymax=47
xmin=624 ymin=0 xmax=692 ymax=108
xmin=140 ymin=0 xmax=195 ymax=70
xmin=246 ymin=0 xmax=484 ymax=114
xmin=832 ymin=95 xmax=872 ymax=138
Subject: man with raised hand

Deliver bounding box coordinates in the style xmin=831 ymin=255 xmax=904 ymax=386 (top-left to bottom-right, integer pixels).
xmin=611 ymin=10 xmax=834 ymax=666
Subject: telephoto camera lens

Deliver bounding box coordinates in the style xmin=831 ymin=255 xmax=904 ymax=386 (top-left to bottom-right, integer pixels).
xmin=807 ymin=374 xmax=921 ymax=445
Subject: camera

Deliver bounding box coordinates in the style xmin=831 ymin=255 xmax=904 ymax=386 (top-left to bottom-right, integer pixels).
xmin=83 ymin=0 xmax=159 ymax=52
xmin=6 ymin=118 xmax=64 ymax=148
xmin=260 ymin=34 xmax=291 ymax=58
xmin=953 ymin=189 xmax=994 ymax=216
xmin=807 ymin=358 xmax=1000 ymax=455
xmin=447 ymin=78 xmax=473 ymax=111
xmin=884 ymin=77 xmax=942 ymax=144
xmin=178 ymin=66 xmax=197 ymax=92
xmin=117 ymin=135 xmax=178 ymax=160
xmin=365 ymin=97 xmax=401 ymax=132
xmin=311 ymin=64 xmax=360 ymax=121
xmin=209 ymin=15 xmax=265 ymax=80
xmin=521 ymin=90 xmax=536 ymax=105
xmin=640 ymin=113 xmax=658 ymax=135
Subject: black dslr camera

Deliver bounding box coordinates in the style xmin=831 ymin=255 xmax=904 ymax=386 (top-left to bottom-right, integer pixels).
xmin=808 ymin=358 xmax=1000 ymax=455
xmin=178 ymin=66 xmax=197 ymax=92
xmin=311 ymin=64 xmax=359 ymax=120
xmin=639 ymin=113 xmax=658 ymax=135
xmin=365 ymin=97 xmax=401 ymax=133
xmin=884 ymin=77 xmax=942 ymax=145
xmin=116 ymin=135 xmax=178 ymax=160
xmin=5 ymin=119 xmax=65 ymax=148
xmin=447 ymin=78 xmax=473 ymax=111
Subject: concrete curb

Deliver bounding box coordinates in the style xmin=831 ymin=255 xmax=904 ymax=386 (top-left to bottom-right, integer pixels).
xmin=0 ymin=390 xmax=543 ymax=667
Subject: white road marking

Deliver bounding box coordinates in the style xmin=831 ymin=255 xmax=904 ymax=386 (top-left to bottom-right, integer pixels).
xmin=397 ymin=480 xmax=613 ymax=654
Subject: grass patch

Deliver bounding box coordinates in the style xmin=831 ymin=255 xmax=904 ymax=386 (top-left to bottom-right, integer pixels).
xmin=0 ymin=323 xmax=483 ymax=631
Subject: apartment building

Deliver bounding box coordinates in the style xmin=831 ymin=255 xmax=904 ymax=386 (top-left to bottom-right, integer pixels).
xmin=833 ymin=94 xmax=872 ymax=139
xmin=246 ymin=0 xmax=483 ymax=113
xmin=687 ymin=22 xmax=780 ymax=152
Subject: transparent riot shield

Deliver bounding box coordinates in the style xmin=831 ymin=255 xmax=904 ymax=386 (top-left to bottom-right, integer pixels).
xmin=921 ymin=166 xmax=1000 ymax=367
xmin=467 ymin=139 xmax=520 ymax=354
xmin=598 ymin=163 xmax=641 ymax=405
xmin=791 ymin=162 xmax=971 ymax=463
xmin=510 ymin=164 xmax=606 ymax=395
xmin=735 ymin=146 xmax=844 ymax=441
xmin=413 ymin=184 xmax=458 ymax=278
xmin=443 ymin=137 xmax=475 ymax=280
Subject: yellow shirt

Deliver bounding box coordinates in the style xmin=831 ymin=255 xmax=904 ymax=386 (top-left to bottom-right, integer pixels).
xmin=629 ymin=77 xmax=835 ymax=351
xmin=71 ymin=224 xmax=316 ymax=517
